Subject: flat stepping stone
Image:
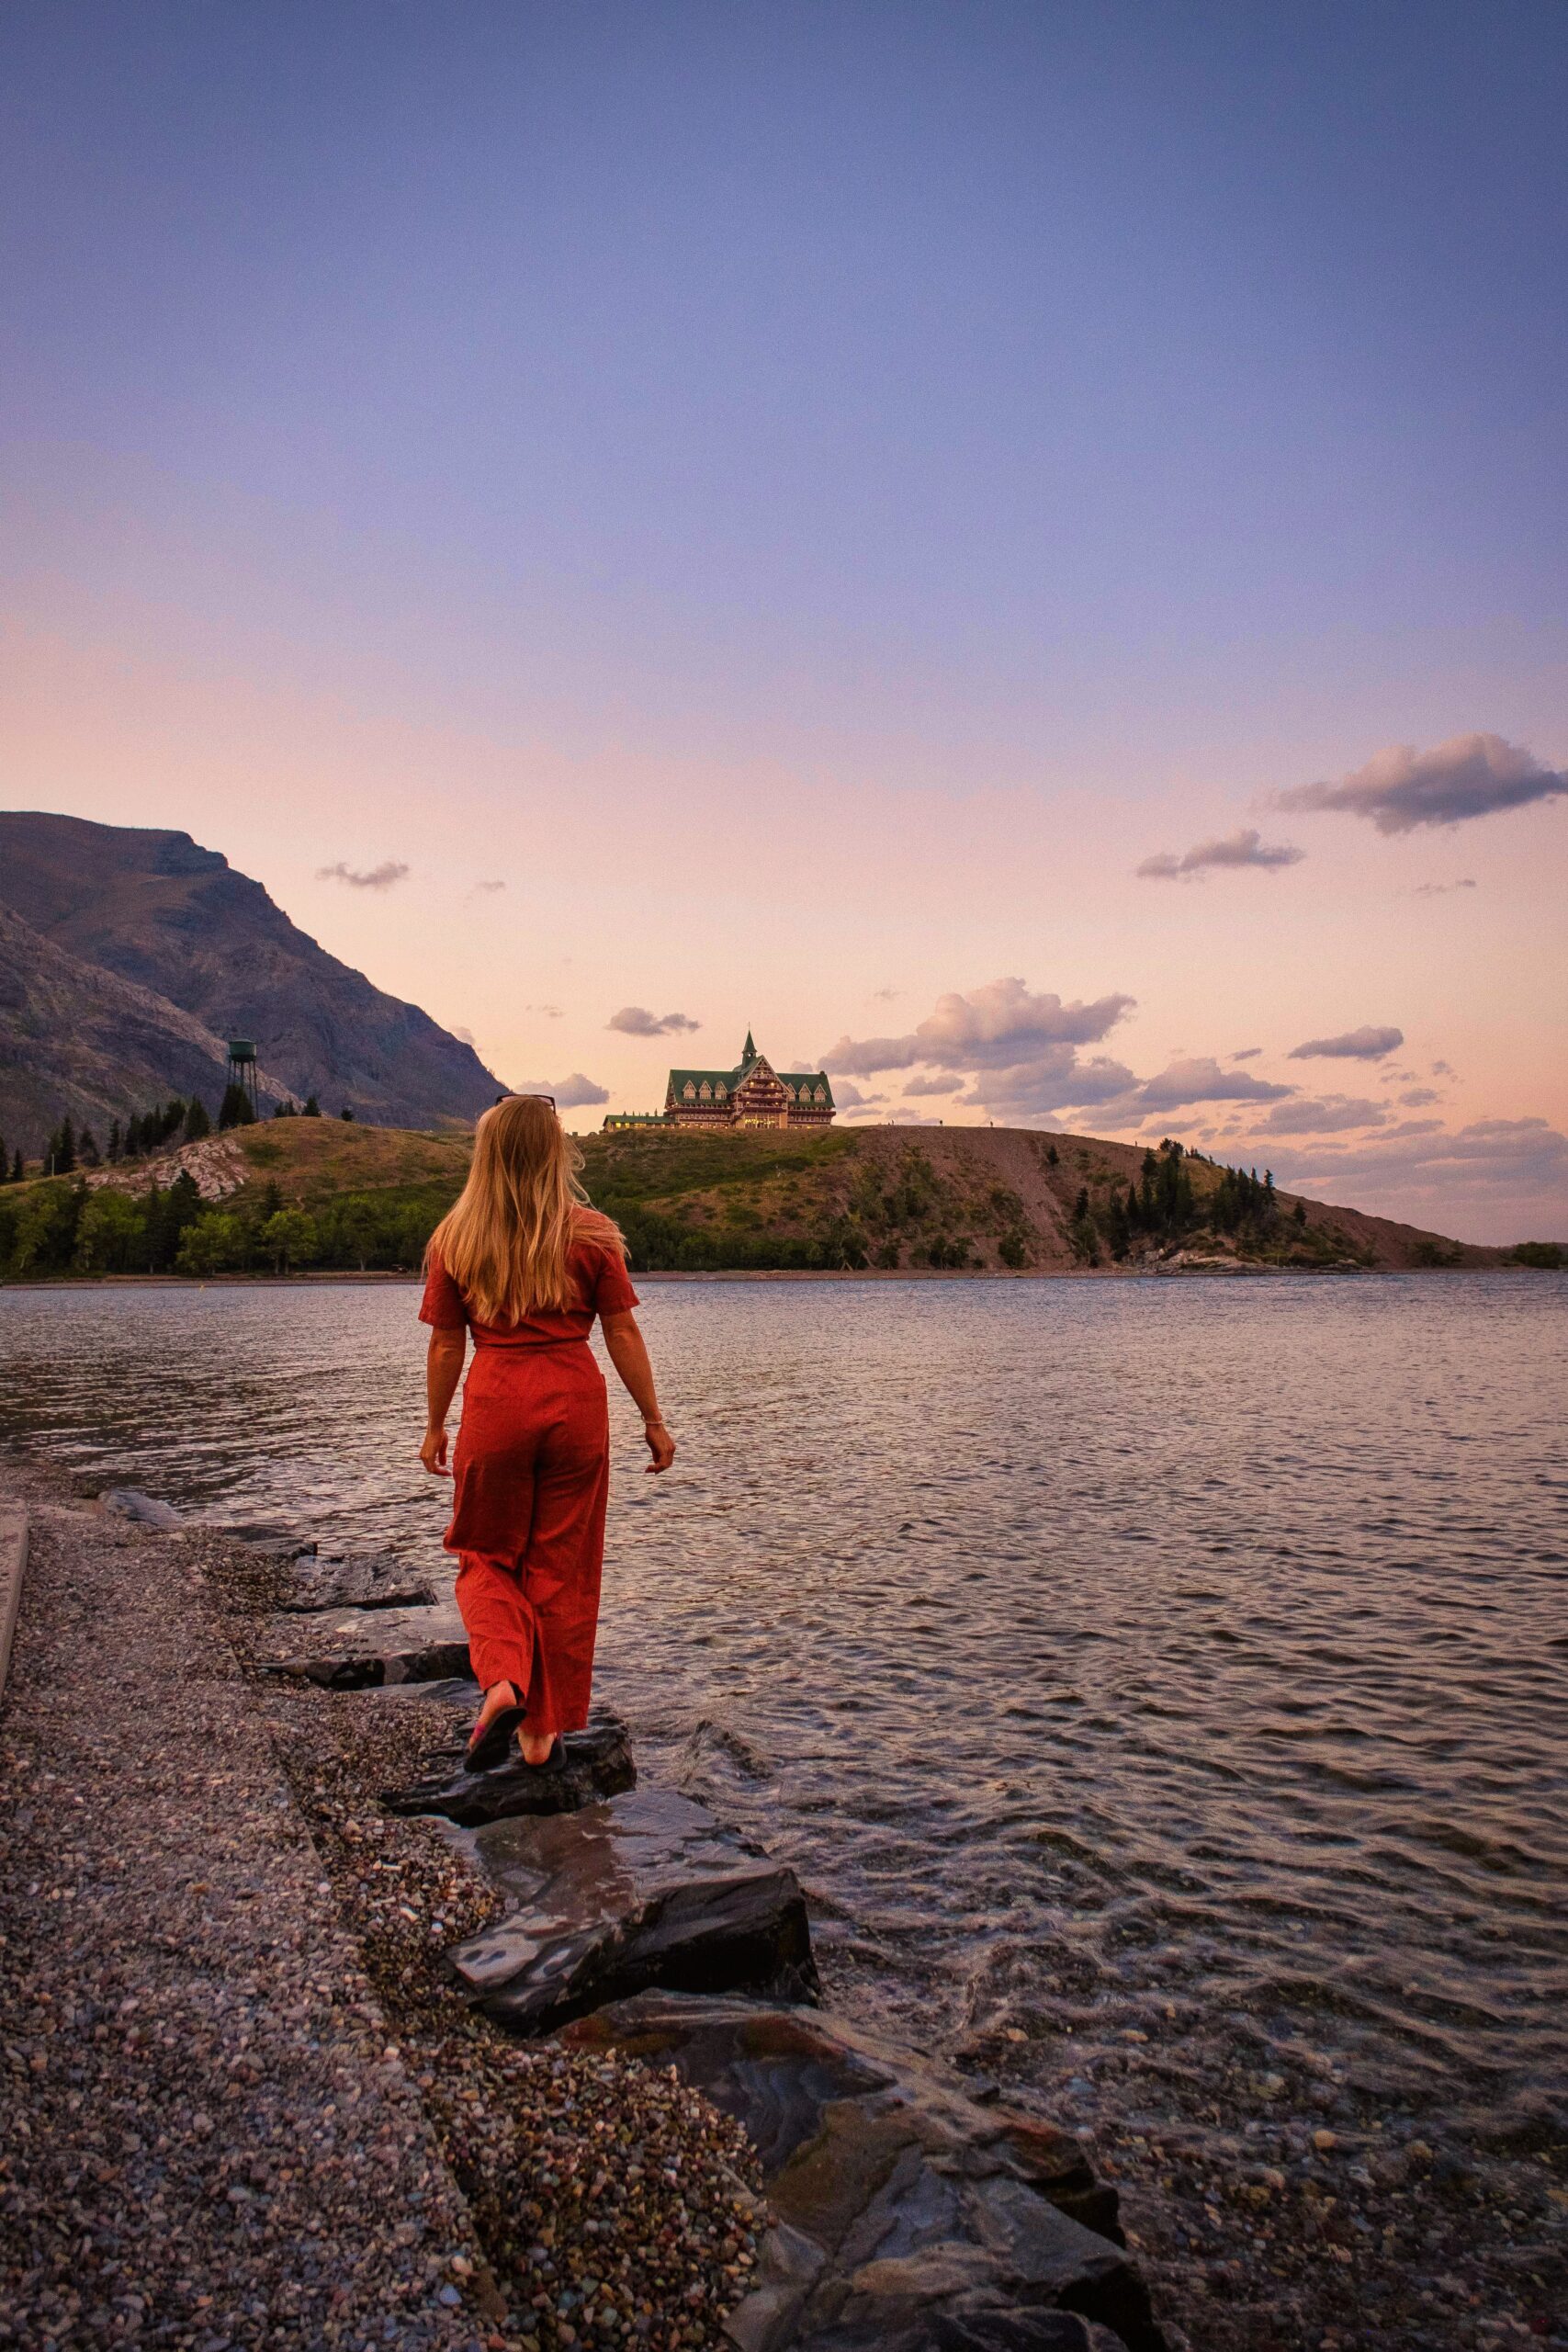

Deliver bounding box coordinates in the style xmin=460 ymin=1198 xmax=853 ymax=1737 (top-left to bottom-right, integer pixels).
xmin=276 ymin=1552 xmax=438 ymax=1613
xmin=265 ymin=1637 xmax=474 ymax=1690
xmin=383 ymin=1717 xmax=637 ymax=1826
xmin=556 ymin=1993 xmax=1163 ymax=2352
xmin=448 ymin=1787 xmax=818 ymax=2036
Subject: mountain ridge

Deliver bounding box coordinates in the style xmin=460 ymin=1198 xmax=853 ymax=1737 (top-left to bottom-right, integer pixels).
xmin=0 ymin=811 xmax=502 ymax=1145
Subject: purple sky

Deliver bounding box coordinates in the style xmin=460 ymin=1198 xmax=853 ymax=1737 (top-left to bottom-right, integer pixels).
xmin=3 ymin=3 xmax=1565 ymax=1238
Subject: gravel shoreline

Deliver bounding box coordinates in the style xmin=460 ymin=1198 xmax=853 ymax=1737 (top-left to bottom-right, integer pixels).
xmin=0 ymin=1464 xmax=763 ymax=2352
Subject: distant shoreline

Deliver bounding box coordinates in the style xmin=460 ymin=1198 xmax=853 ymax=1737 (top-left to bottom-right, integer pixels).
xmin=2 ymin=1262 xmax=1520 ymax=1294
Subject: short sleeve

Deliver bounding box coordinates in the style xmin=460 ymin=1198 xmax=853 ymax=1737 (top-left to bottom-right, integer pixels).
xmin=589 ymin=1243 xmax=639 ymax=1318
xmin=418 ymin=1251 xmax=468 ymax=1330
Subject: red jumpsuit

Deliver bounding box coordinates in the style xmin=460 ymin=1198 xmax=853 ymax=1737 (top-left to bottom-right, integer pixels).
xmin=419 ymin=1227 xmax=639 ymax=1737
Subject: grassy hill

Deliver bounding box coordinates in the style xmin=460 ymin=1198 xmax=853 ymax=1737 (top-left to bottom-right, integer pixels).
xmin=0 ymin=1113 xmax=1526 ymax=1279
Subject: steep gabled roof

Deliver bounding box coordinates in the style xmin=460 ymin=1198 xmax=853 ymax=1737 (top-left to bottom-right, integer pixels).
xmin=663 ymin=1033 xmax=835 ymax=1110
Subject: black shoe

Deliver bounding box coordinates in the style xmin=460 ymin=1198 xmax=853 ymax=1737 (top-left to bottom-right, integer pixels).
xmin=465 ymin=1685 xmax=526 ymax=1771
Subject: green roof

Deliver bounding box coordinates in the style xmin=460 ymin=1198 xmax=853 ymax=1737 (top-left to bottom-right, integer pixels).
xmin=665 ymin=1034 xmax=834 ymax=1107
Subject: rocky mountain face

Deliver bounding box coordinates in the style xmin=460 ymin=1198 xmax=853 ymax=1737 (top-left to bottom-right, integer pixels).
xmin=0 ymin=812 xmax=502 ymax=1149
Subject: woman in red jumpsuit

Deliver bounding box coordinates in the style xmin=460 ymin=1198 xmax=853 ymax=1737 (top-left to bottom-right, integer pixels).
xmin=416 ymin=1094 xmax=675 ymax=1769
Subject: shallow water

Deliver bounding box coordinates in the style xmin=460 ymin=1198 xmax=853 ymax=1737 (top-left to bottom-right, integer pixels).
xmin=3 ymin=1273 xmax=1565 ymax=2206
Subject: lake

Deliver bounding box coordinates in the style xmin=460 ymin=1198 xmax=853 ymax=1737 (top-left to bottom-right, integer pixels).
xmin=3 ymin=1272 xmax=1564 ymax=2337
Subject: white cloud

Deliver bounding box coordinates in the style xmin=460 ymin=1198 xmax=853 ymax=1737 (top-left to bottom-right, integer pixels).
xmin=824 ymin=977 xmax=1134 ymax=1079
xmin=512 ymin=1073 xmax=609 ymax=1108
xmin=1280 ymin=733 xmax=1567 ymax=834
xmin=1249 ymin=1096 xmax=1388 ymax=1136
xmin=607 ymin=1006 xmax=701 ymax=1037
xmin=1136 ymin=827 xmax=1303 ymax=880
xmin=316 ymin=859 xmax=409 ymax=890
xmin=1289 ymin=1025 xmax=1404 ymax=1062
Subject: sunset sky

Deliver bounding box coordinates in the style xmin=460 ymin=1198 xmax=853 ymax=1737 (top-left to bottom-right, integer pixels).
xmin=3 ymin=3 xmax=1565 ymax=1240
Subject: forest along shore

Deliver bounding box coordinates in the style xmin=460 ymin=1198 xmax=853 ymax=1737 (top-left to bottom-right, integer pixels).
xmin=0 ymin=1112 xmax=1531 ymax=1283
xmin=0 ymin=1463 xmax=767 ymax=2352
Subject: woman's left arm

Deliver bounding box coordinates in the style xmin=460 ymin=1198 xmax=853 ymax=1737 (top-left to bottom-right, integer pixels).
xmin=421 ymin=1328 xmax=467 ymax=1475
xmin=600 ymin=1310 xmax=676 ymax=1473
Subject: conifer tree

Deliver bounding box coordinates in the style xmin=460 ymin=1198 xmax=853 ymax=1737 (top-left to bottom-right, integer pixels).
xmin=107 ymin=1118 xmax=122 ymax=1162
xmin=302 ymin=1095 xmax=321 ymax=1117
xmin=78 ymin=1127 xmax=100 ymax=1168
xmin=183 ymin=1097 xmax=211 ymax=1143
xmin=340 ymin=1105 xmax=355 ymax=1121
xmin=56 ymin=1117 xmax=77 ymax=1175
xmin=0 ymin=1134 xmax=7 ymax=1183
xmin=11 ymin=1148 xmax=23 ymax=1182
xmin=218 ymin=1082 xmax=254 ymax=1130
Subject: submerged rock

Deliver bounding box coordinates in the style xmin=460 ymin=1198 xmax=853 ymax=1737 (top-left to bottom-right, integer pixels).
xmin=448 ymin=1787 xmax=818 ymax=2035
xmin=98 ymin=1487 xmax=181 ymax=1530
xmin=383 ymin=1716 xmax=637 ymax=1826
xmin=558 ymin=1993 xmax=1162 ymax=2352
xmin=276 ymin=1553 xmax=438 ymax=1614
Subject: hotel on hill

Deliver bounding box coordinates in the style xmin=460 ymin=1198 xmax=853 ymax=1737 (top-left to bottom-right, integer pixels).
xmin=603 ymin=1032 xmax=836 ymax=1133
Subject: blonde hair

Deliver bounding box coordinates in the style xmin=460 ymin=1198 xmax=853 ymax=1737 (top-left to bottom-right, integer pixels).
xmin=426 ymin=1096 xmax=625 ymax=1324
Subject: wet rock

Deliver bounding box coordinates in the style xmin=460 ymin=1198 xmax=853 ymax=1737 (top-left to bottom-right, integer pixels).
xmin=276 ymin=1552 xmax=438 ymax=1613
xmin=449 ymin=1788 xmax=819 ymax=2035
xmin=98 ymin=1487 xmax=181 ymax=1529
xmin=558 ymin=1993 xmax=1162 ymax=2352
xmin=383 ymin=1716 xmax=638 ymax=1825
xmin=265 ymin=1638 xmax=474 ymax=1689
xmin=225 ymin=1524 xmax=316 ymax=1554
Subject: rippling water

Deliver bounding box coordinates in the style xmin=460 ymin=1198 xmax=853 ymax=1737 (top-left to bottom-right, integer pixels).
xmin=4 ymin=1272 xmax=1565 ymax=2302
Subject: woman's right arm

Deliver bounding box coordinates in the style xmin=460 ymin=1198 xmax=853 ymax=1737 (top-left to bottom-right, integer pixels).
xmin=600 ymin=1310 xmax=676 ymax=1473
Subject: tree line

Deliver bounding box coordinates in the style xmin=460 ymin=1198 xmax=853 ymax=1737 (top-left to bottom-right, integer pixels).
xmin=0 ymin=1170 xmax=437 ymax=1281
xmin=0 ymin=1089 xmax=353 ymax=1182
xmin=1066 ymin=1138 xmax=1308 ymax=1263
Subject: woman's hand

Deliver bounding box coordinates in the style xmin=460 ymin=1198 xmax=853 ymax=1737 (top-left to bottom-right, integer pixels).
xmin=643 ymin=1419 xmax=676 ymax=1475
xmin=420 ymin=1423 xmax=451 ymax=1477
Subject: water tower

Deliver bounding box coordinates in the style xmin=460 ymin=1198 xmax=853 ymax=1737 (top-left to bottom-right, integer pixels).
xmin=225 ymin=1037 xmax=260 ymax=1114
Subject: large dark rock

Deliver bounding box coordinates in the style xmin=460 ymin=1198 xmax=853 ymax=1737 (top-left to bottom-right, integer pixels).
xmin=448 ymin=1789 xmax=818 ymax=2037
xmin=383 ymin=1717 xmax=637 ymax=1826
xmin=265 ymin=1639 xmax=473 ymax=1690
xmin=276 ymin=1552 xmax=438 ymax=1614
xmin=557 ymin=1995 xmax=1163 ymax=2352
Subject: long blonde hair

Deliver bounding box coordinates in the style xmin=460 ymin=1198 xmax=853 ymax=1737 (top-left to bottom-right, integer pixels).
xmin=427 ymin=1096 xmax=625 ymax=1323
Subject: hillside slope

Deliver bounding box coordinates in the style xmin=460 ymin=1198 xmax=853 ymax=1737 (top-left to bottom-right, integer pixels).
xmin=0 ymin=1115 xmax=1507 ymax=1277
xmin=0 ymin=811 xmax=502 ymax=1131
xmin=0 ymin=904 xmax=286 ymax=1153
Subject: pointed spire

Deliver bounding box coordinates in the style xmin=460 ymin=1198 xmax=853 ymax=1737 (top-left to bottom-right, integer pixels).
xmin=742 ymin=1029 xmax=756 ymax=1063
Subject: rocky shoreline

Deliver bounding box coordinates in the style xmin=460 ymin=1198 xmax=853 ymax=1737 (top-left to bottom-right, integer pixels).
xmin=0 ymin=1466 xmax=1162 ymax=2352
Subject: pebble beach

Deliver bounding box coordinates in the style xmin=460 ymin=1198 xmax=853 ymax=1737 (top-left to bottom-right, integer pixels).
xmin=0 ymin=1464 xmax=763 ymax=2352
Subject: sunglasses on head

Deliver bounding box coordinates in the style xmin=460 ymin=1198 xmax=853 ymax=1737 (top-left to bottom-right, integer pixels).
xmin=495 ymin=1092 xmax=556 ymax=1109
